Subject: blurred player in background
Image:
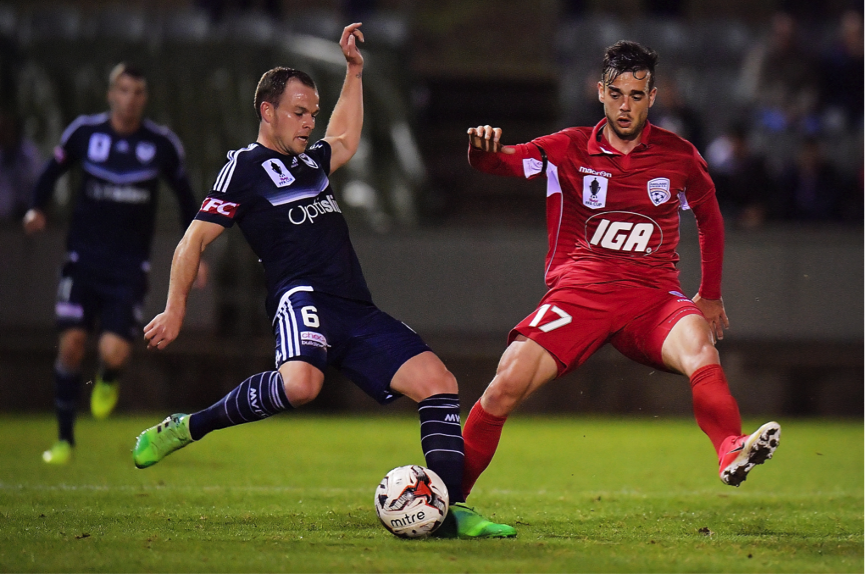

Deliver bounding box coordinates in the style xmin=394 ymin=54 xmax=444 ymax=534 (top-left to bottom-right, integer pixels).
xmin=23 ymin=63 xmax=203 ymax=464
xmin=462 ymin=41 xmax=781 ymax=511
xmin=133 ymin=24 xmax=514 ymax=539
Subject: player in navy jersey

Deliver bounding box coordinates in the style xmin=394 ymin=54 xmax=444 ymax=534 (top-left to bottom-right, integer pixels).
xmin=461 ymin=41 xmax=780 ymax=505
xmin=132 ymin=23 xmax=514 ymax=539
xmin=23 ymin=63 xmax=203 ymax=465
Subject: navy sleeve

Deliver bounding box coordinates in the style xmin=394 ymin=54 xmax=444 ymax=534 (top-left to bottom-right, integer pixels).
xmin=306 ymin=140 xmax=332 ymax=175
xmin=194 ymin=152 xmax=247 ymax=228
xmin=30 ymin=120 xmax=83 ymax=209
xmin=159 ymin=133 xmax=198 ymax=229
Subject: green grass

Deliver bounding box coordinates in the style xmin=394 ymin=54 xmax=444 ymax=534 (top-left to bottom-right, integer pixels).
xmin=0 ymin=414 xmax=861 ymax=573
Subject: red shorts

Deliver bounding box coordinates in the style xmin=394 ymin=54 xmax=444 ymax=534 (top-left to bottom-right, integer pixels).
xmin=509 ymin=283 xmax=703 ymax=376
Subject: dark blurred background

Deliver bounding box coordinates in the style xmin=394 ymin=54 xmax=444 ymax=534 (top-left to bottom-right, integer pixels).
xmin=0 ymin=0 xmax=861 ymax=417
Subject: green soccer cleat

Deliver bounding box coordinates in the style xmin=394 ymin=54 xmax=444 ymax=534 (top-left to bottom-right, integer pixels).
xmin=90 ymin=378 xmax=120 ymax=420
xmin=133 ymin=414 xmax=192 ymax=469
xmin=433 ymin=502 xmax=517 ymax=539
xmin=42 ymin=440 xmax=72 ymax=465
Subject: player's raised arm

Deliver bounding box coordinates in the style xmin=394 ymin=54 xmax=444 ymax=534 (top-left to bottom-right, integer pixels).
xmin=324 ymin=23 xmax=364 ymax=173
xmin=144 ymin=220 xmax=223 ymax=350
xmin=466 ymin=125 xmax=552 ymax=179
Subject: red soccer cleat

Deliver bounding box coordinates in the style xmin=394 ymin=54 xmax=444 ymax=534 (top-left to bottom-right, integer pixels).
xmin=719 ymin=421 xmax=781 ymax=487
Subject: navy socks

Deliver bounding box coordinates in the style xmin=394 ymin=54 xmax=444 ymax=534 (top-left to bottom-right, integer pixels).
xmin=418 ymin=393 xmax=466 ymax=503
xmin=188 ymin=371 xmax=291 ymax=441
xmin=54 ymin=361 xmax=82 ymax=445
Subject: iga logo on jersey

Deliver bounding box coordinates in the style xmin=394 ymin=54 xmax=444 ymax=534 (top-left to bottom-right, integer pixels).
xmin=200 ymin=197 xmax=239 ymax=217
xmin=647 ymin=177 xmax=671 ymax=206
xmin=582 ymin=175 xmax=608 ymax=209
xmin=585 ymin=212 xmax=663 ymax=256
xmin=263 ymin=159 xmax=296 ymax=188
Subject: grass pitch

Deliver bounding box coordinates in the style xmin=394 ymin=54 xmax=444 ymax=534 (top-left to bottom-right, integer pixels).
xmin=0 ymin=414 xmax=861 ymax=573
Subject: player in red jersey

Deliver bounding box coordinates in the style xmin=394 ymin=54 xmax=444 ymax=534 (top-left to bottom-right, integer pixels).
xmin=462 ymin=41 xmax=780 ymax=504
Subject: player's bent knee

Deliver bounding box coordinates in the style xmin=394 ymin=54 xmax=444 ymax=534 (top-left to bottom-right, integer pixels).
xmin=279 ymin=361 xmax=325 ymax=407
xmin=284 ymin=378 xmax=322 ymax=407
xmin=58 ymin=330 xmax=88 ymax=368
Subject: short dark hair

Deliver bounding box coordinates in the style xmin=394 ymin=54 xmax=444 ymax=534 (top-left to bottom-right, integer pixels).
xmin=254 ymin=67 xmax=317 ymax=121
xmin=602 ymin=41 xmax=658 ymax=90
xmin=109 ymin=62 xmax=146 ymax=87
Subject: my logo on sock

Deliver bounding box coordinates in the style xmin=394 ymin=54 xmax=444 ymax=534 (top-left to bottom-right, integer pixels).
xmin=249 ymin=387 xmax=265 ymax=417
xmin=444 ymin=414 xmax=460 ymax=423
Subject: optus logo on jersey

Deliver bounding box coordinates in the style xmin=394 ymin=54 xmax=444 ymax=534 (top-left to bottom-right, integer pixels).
xmin=585 ymin=212 xmax=663 ymax=256
xmin=287 ymin=194 xmax=341 ymax=225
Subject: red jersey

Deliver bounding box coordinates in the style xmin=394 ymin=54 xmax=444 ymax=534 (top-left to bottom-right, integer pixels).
xmin=469 ymin=120 xmax=724 ymax=298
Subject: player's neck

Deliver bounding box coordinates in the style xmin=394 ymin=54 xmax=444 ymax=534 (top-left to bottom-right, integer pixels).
xmin=602 ymin=123 xmax=643 ymax=155
xmin=256 ymin=130 xmax=295 ymax=157
xmin=110 ymin=114 xmax=141 ymax=136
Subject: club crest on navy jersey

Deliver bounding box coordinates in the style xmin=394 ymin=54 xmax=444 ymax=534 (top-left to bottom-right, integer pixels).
xmin=647 ymin=177 xmax=671 ymax=206
xmin=136 ymin=141 xmax=156 ymax=164
xmin=263 ymin=159 xmax=296 ymax=188
xmin=299 ymin=153 xmax=318 ymax=169
xmin=582 ymin=174 xmax=608 ymax=209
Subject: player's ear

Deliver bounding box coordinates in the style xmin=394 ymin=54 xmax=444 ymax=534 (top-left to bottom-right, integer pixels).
xmin=649 ymin=86 xmax=657 ymax=107
xmin=261 ymin=102 xmax=272 ymax=124
xmin=597 ymin=81 xmax=605 ymax=103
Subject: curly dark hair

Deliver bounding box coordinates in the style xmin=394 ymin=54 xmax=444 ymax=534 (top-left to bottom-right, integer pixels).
xmin=254 ymin=67 xmax=317 ymax=121
xmin=602 ymin=41 xmax=659 ymax=90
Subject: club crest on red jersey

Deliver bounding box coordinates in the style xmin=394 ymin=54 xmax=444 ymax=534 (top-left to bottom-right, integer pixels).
xmin=582 ymin=175 xmax=608 ymax=209
xmin=647 ymin=177 xmax=671 ymax=206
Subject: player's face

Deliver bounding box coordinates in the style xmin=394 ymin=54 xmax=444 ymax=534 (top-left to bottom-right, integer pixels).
xmin=270 ymin=80 xmax=320 ymax=155
xmin=108 ymin=74 xmax=147 ymax=126
xmin=598 ymin=71 xmax=656 ymax=141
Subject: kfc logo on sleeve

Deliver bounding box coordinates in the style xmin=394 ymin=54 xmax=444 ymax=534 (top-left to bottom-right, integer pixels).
xmin=200 ymin=197 xmax=239 ymax=217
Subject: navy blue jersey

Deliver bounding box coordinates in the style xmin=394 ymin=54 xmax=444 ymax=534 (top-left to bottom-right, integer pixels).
xmin=31 ymin=113 xmax=198 ymax=278
xmin=195 ymin=140 xmax=372 ymax=317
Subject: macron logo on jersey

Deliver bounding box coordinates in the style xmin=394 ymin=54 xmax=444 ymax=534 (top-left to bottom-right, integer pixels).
xmin=200 ymin=197 xmax=239 ymax=218
xmin=263 ymin=159 xmax=296 ymax=188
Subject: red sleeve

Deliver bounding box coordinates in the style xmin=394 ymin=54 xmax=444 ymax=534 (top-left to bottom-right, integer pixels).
xmin=691 ymin=193 xmax=724 ymax=300
xmin=467 ymin=131 xmax=572 ymax=179
xmin=467 ymin=142 xmax=544 ymax=179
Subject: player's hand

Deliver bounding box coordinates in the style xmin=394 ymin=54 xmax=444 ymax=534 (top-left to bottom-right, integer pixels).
xmin=193 ymin=260 xmax=209 ymax=290
xmin=693 ymin=294 xmax=729 ymax=342
xmin=22 ymin=208 xmax=46 ymax=234
xmin=143 ymin=310 xmax=183 ymax=350
xmin=340 ymin=22 xmax=364 ymax=68
xmin=467 ymin=125 xmax=514 ymax=154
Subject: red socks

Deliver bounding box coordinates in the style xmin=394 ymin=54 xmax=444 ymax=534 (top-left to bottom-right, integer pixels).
xmin=461 ymin=400 xmax=507 ymax=498
xmin=690 ymin=364 xmax=742 ymax=462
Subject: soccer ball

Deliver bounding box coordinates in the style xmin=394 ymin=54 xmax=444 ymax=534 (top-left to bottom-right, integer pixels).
xmin=374 ymin=465 xmax=449 ymax=538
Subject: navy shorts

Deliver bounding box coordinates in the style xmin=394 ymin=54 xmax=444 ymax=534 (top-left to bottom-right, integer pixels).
xmin=54 ymin=260 xmax=147 ymax=341
xmin=272 ymin=286 xmax=431 ymax=405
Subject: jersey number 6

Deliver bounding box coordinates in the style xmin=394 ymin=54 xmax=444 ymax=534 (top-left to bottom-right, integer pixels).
xmin=528 ymin=304 xmax=572 ymax=333
xmin=301 ymin=306 xmax=320 ymax=328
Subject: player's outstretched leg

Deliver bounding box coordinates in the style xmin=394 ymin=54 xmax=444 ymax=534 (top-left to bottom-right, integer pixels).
xmin=90 ymin=366 xmax=121 ymax=420
xmin=132 ymin=370 xmax=293 ymax=468
xmin=133 ymin=414 xmax=193 ymax=468
xmin=719 ymin=421 xmax=781 ymax=487
xmin=417 ymin=394 xmax=515 ymax=539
